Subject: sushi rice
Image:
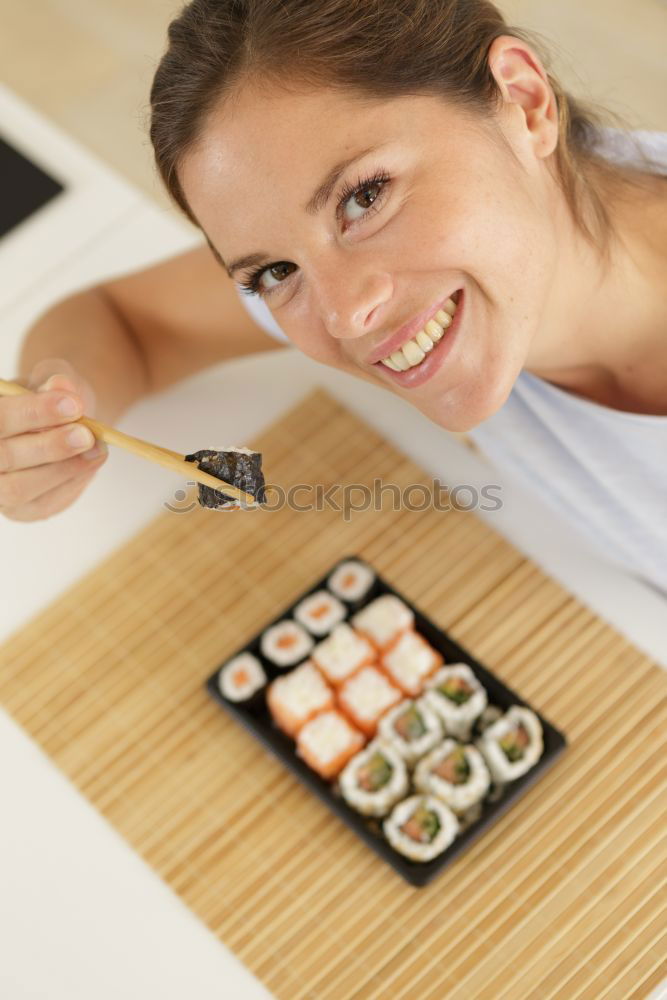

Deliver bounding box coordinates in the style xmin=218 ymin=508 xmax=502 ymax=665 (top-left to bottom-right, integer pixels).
xmin=377 ymin=696 xmax=443 ymax=765
xmin=296 ymin=709 xmax=365 ymax=780
xmin=380 ymin=629 xmax=443 ymax=696
xmin=327 ymin=560 xmax=375 ymax=603
xmin=260 ymin=619 xmax=314 ymax=667
xmin=293 ymin=590 xmax=347 ymax=636
xmin=383 ymin=794 xmax=459 ymax=862
xmin=477 ymin=705 xmax=544 ymax=782
xmin=311 ymin=622 xmax=376 ymax=685
xmin=218 ymin=652 xmax=267 ymax=702
xmin=352 ymin=594 xmax=414 ymax=650
xmin=339 ymin=740 xmax=409 ymax=816
xmin=424 ymin=663 xmax=488 ymax=740
xmin=414 ymin=739 xmax=490 ymax=813
xmin=266 ymin=660 xmax=334 ymax=737
xmin=337 ymin=665 xmax=403 ymax=736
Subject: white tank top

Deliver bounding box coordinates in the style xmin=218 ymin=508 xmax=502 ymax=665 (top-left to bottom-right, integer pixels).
xmin=235 ymin=127 xmax=667 ymax=596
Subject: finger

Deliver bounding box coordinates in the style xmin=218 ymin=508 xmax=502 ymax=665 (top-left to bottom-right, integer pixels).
xmin=0 ymin=422 xmax=97 ymax=472
xmin=3 ymin=466 xmax=100 ymax=522
xmin=0 ymin=445 xmax=107 ymax=510
xmin=25 ymin=357 xmax=79 ymax=391
xmin=0 ymin=387 xmax=84 ymax=439
xmin=36 ymin=372 xmax=96 ymax=417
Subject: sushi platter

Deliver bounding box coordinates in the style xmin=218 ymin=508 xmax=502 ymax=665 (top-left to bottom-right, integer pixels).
xmin=207 ymin=556 xmax=567 ymax=886
xmin=4 ymin=384 xmax=662 ymax=993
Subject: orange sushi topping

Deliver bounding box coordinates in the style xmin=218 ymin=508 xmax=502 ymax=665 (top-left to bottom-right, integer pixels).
xmin=276 ymin=634 xmax=297 ymax=649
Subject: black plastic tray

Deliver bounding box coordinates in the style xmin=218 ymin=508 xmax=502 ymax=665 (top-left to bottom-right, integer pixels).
xmin=205 ymin=556 xmax=567 ymax=887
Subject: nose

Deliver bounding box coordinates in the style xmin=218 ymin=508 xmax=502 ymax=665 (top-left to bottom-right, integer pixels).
xmin=314 ymin=265 xmax=394 ymax=341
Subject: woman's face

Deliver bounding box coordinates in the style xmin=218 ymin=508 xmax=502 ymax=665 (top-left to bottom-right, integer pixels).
xmin=180 ymin=47 xmax=563 ymax=432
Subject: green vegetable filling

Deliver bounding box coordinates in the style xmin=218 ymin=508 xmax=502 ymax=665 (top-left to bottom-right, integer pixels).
xmin=435 ymin=745 xmax=471 ymax=785
xmin=499 ymin=723 xmax=530 ymax=762
xmin=357 ymin=751 xmax=393 ymax=792
xmin=394 ymin=705 xmax=427 ymax=741
xmin=438 ymin=676 xmax=474 ymax=705
xmin=401 ymin=802 xmax=441 ymax=843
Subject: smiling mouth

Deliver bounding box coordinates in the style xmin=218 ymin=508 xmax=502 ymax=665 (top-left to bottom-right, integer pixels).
xmin=378 ymin=291 xmax=461 ymax=372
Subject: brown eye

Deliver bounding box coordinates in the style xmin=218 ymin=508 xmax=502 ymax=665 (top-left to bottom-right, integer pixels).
xmin=338 ymin=171 xmax=390 ymax=225
xmin=355 ymin=181 xmax=382 ymax=208
xmin=238 ymin=171 xmax=391 ymax=300
xmin=256 ymin=260 xmax=296 ymax=295
xmin=269 ymin=262 xmax=296 ymax=283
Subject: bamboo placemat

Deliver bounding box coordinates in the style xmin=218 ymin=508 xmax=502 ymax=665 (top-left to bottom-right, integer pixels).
xmin=1 ymin=388 xmax=665 ymax=1000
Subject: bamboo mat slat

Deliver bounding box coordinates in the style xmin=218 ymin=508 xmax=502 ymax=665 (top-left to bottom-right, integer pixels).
xmin=1 ymin=387 xmax=666 ymax=1000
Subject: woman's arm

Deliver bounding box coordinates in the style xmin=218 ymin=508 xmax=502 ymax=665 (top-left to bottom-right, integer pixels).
xmin=17 ymin=243 xmax=285 ymax=424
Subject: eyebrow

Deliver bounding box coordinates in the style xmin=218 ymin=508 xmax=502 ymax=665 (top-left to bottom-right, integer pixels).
xmin=220 ymin=143 xmax=388 ymax=279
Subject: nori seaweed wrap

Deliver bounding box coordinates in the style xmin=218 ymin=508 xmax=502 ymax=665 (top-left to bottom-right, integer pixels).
xmin=183 ymin=446 xmax=265 ymax=509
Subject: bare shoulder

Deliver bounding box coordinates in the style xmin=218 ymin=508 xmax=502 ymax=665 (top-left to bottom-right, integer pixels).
xmin=99 ymin=243 xmax=285 ymax=392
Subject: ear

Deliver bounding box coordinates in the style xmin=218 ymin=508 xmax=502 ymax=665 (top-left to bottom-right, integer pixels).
xmin=487 ymin=35 xmax=559 ymax=159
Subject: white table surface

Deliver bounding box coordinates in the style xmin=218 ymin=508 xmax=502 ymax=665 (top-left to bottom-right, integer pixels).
xmin=1 ymin=87 xmax=665 ymax=1000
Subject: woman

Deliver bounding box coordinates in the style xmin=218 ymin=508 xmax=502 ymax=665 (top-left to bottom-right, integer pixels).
xmin=4 ymin=0 xmax=667 ymax=591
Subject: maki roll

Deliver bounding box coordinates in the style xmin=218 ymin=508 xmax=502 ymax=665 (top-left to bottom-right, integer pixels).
xmin=327 ymin=560 xmax=375 ymax=603
xmin=380 ymin=630 xmax=443 ymax=697
xmin=478 ymin=706 xmax=543 ymax=782
xmin=337 ymin=665 xmax=403 ymax=737
xmin=260 ymin=620 xmax=314 ymax=668
xmin=218 ymin=652 xmax=267 ymax=702
xmin=473 ymin=704 xmax=504 ymax=735
xmin=414 ymin=740 xmax=490 ymax=814
xmin=293 ymin=590 xmax=346 ymax=637
xmin=311 ymin=623 xmax=376 ymax=686
xmin=296 ymin=709 xmax=365 ymax=780
xmin=267 ymin=661 xmax=335 ymax=738
xmin=377 ymin=696 xmax=443 ymax=765
xmin=352 ymin=595 xmax=414 ymax=651
xmin=424 ymin=663 xmax=488 ymax=741
xmin=184 ymin=446 xmax=265 ymax=509
xmin=338 ymin=740 xmax=408 ymax=817
xmin=383 ymin=795 xmax=459 ymax=862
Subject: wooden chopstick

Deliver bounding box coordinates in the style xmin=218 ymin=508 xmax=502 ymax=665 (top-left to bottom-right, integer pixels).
xmin=0 ymin=378 xmax=258 ymax=506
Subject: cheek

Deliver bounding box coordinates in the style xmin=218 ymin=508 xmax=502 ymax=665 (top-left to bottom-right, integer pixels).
xmin=435 ymin=154 xmax=550 ymax=287
xmin=284 ymin=318 xmax=351 ymax=370
xmin=283 ymin=293 xmax=361 ymax=371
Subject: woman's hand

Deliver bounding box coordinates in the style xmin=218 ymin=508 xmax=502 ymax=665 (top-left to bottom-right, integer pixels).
xmin=0 ymin=358 xmax=108 ymax=522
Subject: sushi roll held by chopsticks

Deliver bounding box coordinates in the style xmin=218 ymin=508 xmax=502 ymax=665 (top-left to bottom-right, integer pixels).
xmin=184 ymin=445 xmax=265 ymax=510
xmin=0 ymin=379 xmax=266 ymax=510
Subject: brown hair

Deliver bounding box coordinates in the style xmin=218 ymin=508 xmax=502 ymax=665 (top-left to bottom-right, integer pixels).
xmin=150 ymin=0 xmax=664 ymax=264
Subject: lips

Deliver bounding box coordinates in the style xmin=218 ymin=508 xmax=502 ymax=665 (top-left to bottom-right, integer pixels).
xmin=365 ymin=289 xmax=462 ymax=367
xmin=372 ymin=287 xmax=465 ymax=389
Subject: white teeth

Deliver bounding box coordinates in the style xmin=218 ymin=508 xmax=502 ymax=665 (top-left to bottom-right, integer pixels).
xmin=390 ymin=350 xmax=410 ymax=371
xmin=425 ymin=319 xmax=444 ymax=341
xmin=380 ymin=293 xmax=460 ymax=373
xmin=402 ymin=340 xmax=426 ymax=365
xmin=416 ymin=330 xmax=434 ymax=353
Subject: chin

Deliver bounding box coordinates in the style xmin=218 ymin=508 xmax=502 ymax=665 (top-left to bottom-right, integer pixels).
xmin=421 ymin=368 xmax=519 ymax=433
